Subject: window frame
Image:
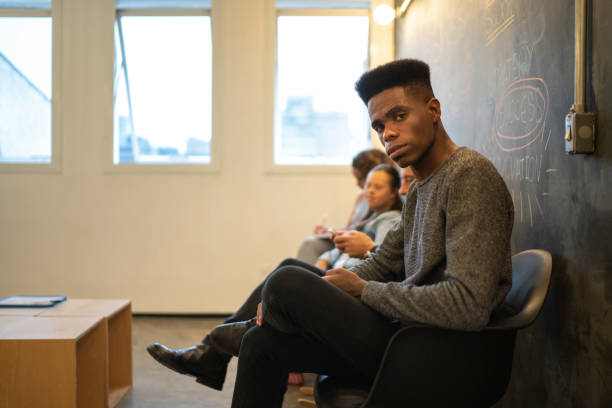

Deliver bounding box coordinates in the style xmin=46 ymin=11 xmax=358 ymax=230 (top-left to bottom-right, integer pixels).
xmin=0 ymin=3 xmax=62 ymax=173
xmin=264 ymin=6 xmax=371 ymax=175
xmin=105 ymin=7 xmax=220 ymax=174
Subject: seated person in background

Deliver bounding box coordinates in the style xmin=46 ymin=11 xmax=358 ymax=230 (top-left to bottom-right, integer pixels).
xmin=297 ymin=148 xmax=393 ymax=264
xmin=311 ymin=165 xmax=413 ymax=275
xmin=399 ymin=166 xmax=416 ymax=196
xmin=315 ymin=164 xmax=402 ymax=271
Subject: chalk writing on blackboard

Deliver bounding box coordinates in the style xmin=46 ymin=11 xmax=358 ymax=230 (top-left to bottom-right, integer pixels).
xmin=494 ymin=41 xmax=534 ymax=89
xmin=493 ymin=78 xmax=549 ymax=152
xmin=533 ymin=193 xmax=544 ymax=217
xmin=512 ymin=187 xmax=546 ymax=228
xmin=527 ymin=192 xmax=533 ymax=225
xmin=491 ymin=154 xmax=543 ymax=183
xmin=487 ymin=15 xmax=515 ymax=46
xmin=485 ymin=0 xmax=514 ymax=46
xmin=480 ymin=2 xmax=553 ymax=228
xmin=544 ymin=128 xmax=552 ymax=151
xmin=490 ymin=150 xmax=556 ymax=227
xmin=519 ymin=190 xmax=523 ymax=223
xmin=489 ymin=135 xmax=555 ymax=228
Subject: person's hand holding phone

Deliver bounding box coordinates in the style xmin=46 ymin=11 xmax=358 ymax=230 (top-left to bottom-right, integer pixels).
xmin=333 ymin=230 xmax=376 ymax=258
xmin=327 ymin=227 xmax=337 ymax=240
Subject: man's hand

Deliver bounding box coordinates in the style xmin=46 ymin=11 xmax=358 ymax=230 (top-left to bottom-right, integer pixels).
xmin=333 ymin=231 xmax=376 ymax=258
xmin=322 ymin=268 xmax=367 ymax=297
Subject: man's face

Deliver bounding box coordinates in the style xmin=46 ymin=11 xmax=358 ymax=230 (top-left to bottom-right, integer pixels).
xmin=367 ymin=86 xmax=439 ymax=169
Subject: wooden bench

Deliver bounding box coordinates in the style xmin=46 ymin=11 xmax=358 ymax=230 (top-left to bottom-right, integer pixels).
xmin=0 ymin=299 xmax=132 ymax=408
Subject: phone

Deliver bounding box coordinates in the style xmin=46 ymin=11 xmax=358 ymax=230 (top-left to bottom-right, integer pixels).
xmin=327 ymin=227 xmax=337 ymax=239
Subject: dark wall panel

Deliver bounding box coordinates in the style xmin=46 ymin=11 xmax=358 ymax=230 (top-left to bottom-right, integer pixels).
xmin=395 ymin=0 xmax=612 ymax=406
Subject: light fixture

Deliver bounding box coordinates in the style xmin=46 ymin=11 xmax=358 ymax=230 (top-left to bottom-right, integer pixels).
xmin=372 ymin=4 xmax=395 ymax=26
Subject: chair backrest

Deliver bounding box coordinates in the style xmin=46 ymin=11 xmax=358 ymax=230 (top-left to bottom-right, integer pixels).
xmin=488 ymin=249 xmax=552 ymax=330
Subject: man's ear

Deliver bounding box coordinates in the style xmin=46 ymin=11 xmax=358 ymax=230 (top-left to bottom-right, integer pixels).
xmin=427 ymin=97 xmax=441 ymax=124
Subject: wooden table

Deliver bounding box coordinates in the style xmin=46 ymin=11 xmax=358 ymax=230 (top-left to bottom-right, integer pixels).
xmin=0 ymin=315 xmax=107 ymax=408
xmin=0 ymin=299 xmax=132 ymax=408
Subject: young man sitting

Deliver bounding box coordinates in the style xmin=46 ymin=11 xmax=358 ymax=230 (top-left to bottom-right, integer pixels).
xmin=148 ymin=59 xmax=514 ymax=408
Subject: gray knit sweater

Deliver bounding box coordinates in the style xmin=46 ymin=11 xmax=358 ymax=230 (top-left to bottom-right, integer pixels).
xmin=351 ymin=147 xmax=514 ymax=331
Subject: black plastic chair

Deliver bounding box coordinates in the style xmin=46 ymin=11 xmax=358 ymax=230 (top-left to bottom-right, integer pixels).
xmin=314 ymin=249 xmax=552 ymax=408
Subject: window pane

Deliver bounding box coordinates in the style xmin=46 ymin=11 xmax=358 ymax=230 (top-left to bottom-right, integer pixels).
xmin=116 ymin=0 xmax=210 ymax=9
xmin=114 ymin=16 xmax=212 ymax=165
xmin=0 ymin=1 xmax=50 ymax=9
xmin=0 ymin=17 xmax=51 ymax=163
xmin=276 ymin=1 xmax=370 ymax=9
xmin=275 ymin=16 xmax=369 ymax=165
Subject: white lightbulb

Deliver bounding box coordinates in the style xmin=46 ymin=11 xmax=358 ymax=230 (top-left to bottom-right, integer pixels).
xmin=373 ymin=4 xmax=395 ymax=26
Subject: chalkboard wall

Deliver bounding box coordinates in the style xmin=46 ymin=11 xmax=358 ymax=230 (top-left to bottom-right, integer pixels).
xmin=395 ymin=0 xmax=612 ymax=406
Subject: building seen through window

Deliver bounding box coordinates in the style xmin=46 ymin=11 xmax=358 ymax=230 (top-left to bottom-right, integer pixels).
xmin=114 ymin=15 xmax=212 ymax=165
xmin=275 ymin=15 xmax=370 ymax=165
xmin=0 ymin=17 xmax=51 ymax=163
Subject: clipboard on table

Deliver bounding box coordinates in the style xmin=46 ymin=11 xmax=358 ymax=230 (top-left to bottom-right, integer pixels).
xmin=0 ymin=295 xmax=67 ymax=308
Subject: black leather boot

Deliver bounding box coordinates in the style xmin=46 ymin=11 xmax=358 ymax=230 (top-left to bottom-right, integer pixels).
xmin=209 ymin=317 xmax=257 ymax=357
xmin=146 ymin=335 xmax=231 ymax=390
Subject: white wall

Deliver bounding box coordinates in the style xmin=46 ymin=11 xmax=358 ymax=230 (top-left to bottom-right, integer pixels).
xmin=0 ymin=0 xmax=393 ymax=313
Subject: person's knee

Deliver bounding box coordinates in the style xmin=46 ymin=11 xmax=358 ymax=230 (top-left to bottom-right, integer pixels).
xmin=262 ymin=259 xmax=298 ymax=286
xmin=277 ymin=258 xmax=300 ymax=269
xmin=263 ymin=266 xmax=316 ymax=305
xmin=261 ymin=266 xmax=326 ymax=333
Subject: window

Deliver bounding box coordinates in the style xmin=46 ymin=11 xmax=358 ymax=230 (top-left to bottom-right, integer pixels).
xmin=0 ymin=7 xmax=52 ymax=164
xmin=274 ymin=2 xmax=370 ymax=166
xmin=114 ymin=5 xmax=212 ymax=166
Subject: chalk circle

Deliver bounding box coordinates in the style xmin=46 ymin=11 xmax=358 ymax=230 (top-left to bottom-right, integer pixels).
xmin=494 ymin=78 xmax=549 ymax=152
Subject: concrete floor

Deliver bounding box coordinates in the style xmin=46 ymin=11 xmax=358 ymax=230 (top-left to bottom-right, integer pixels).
xmin=116 ymin=316 xmax=315 ymax=408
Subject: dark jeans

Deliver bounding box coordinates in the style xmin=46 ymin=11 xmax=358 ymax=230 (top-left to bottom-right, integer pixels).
xmin=229 ymin=258 xmax=397 ymax=408
xmin=221 ymin=258 xmax=323 ymax=325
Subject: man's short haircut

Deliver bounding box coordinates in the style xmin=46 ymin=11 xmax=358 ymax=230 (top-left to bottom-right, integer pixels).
xmin=355 ymin=59 xmax=433 ymax=105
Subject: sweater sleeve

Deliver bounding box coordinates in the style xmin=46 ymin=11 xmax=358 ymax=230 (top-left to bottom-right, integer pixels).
xmin=359 ymin=162 xmax=514 ymax=330
xmin=340 ymin=211 xmax=401 ymax=270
